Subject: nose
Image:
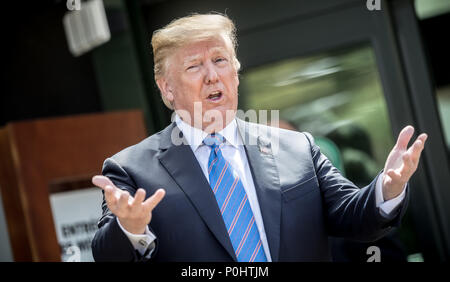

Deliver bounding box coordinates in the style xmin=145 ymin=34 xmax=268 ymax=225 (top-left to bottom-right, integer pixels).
xmin=204 ymin=61 xmax=219 ymax=84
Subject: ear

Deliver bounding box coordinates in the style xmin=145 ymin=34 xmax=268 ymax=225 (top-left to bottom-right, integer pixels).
xmin=156 ymin=77 xmax=174 ymax=103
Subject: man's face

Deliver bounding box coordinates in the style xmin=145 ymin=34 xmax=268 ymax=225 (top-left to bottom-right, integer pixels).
xmin=158 ymin=36 xmax=239 ymax=132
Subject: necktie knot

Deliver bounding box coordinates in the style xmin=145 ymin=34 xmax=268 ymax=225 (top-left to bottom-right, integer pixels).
xmin=203 ymin=133 xmax=225 ymax=148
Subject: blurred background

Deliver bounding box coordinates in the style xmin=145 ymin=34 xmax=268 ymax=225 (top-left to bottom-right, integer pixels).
xmin=0 ymin=0 xmax=449 ymax=262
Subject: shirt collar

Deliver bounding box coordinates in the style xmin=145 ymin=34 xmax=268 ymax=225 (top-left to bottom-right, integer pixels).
xmin=175 ymin=114 xmax=241 ymax=152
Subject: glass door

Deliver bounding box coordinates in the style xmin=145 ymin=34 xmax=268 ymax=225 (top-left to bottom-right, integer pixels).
xmin=239 ymin=43 xmax=421 ymax=261
xmin=240 ymin=44 xmax=392 ymax=184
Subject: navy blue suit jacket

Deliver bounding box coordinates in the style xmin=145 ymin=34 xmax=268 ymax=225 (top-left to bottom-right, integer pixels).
xmin=91 ymin=119 xmax=408 ymax=261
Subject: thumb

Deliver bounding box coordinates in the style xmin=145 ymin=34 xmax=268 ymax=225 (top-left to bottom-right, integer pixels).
xmin=144 ymin=189 xmax=166 ymax=212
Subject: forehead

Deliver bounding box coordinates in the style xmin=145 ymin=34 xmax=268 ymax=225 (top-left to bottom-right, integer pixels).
xmin=175 ymin=36 xmax=232 ymax=62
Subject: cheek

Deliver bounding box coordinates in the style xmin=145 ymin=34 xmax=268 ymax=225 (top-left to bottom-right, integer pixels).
xmin=181 ymin=76 xmax=203 ymax=96
xmin=228 ymin=70 xmax=239 ymax=90
xmin=230 ymin=75 xmax=240 ymax=97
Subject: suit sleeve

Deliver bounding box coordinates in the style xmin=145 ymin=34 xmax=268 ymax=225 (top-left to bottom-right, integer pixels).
xmin=91 ymin=157 xmax=157 ymax=262
xmin=303 ymin=132 xmax=409 ymax=242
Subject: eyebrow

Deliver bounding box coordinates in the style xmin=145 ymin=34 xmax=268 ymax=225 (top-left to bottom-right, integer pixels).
xmin=182 ymin=47 xmax=229 ymax=65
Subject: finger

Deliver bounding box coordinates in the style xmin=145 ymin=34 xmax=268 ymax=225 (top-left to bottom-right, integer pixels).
xmin=395 ymin=126 xmax=414 ymax=150
xmin=92 ymin=175 xmax=121 ymax=202
xmin=92 ymin=175 xmax=117 ymax=190
xmin=418 ymin=133 xmax=428 ymax=144
xmin=131 ymin=188 xmax=146 ymax=209
xmin=386 ymin=169 xmax=401 ymax=181
xmin=399 ymin=153 xmax=415 ymax=179
xmin=407 ymin=133 xmax=427 ymax=158
xmin=386 ymin=169 xmax=394 ymax=177
xmin=118 ymin=190 xmax=131 ymax=209
xmin=104 ymin=185 xmax=117 ymax=207
xmin=92 ymin=176 xmax=133 ymax=204
xmin=143 ymin=189 xmax=166 ymax=212
xmin=408 ymin=138 xmax=424 ymax=164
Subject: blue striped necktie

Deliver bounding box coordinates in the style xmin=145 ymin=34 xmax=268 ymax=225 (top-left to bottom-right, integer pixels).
xmin=203 ymin=133 xmax=267 ymax=262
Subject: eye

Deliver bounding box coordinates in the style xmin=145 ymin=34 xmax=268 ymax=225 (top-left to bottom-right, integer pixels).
xmin=214 ymin=57 xmax=227 ymax=64
xmin=186 ymin=65 xmax=199 ymax=71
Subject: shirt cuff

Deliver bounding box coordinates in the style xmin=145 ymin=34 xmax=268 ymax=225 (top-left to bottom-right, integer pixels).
xmin=375 ymin=172 xmax=407 ymax=218
xmin=116 ymin=217 xmax=156 ymax=258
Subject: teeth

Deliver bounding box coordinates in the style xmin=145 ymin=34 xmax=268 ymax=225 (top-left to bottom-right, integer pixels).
xmin=208 ymin=91 xmax=221 ymax=99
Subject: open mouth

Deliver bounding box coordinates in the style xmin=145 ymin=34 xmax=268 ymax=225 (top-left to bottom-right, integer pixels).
xmin=207 ymin=91 xmax=223 ymax=101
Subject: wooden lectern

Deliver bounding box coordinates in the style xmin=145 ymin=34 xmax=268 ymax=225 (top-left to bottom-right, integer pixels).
xmin=0 ymin=110 xmax=147 ymax=261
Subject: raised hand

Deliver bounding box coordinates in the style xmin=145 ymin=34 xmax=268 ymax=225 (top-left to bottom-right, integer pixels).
xmin=382 ymin=126 xmax=427 ymax=201
xmin=92 ymin=175 xmax=165 ymax=234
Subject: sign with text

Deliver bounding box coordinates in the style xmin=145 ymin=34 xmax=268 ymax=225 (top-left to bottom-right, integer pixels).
xmin=49 ymin=188 xmax=102 ymax=262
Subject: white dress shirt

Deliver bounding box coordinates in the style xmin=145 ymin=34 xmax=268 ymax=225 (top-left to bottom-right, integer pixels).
xmin=118 ymin=114 xmax=406 ymax=260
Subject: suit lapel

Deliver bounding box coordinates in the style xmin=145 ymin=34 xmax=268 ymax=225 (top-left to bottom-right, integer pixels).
xmin=157 ymin=123 xmax=237 ymax=261
xmin=236 ymin=119 xmax=281 ymax=262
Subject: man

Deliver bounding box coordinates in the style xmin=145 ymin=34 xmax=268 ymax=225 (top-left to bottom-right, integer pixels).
xmin=91 ymin=13 xmax=427 ymax=262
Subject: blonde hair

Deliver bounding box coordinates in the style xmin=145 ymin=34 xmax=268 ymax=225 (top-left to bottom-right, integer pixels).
xmin=151 ymin=13 xmax=241 ymax=109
